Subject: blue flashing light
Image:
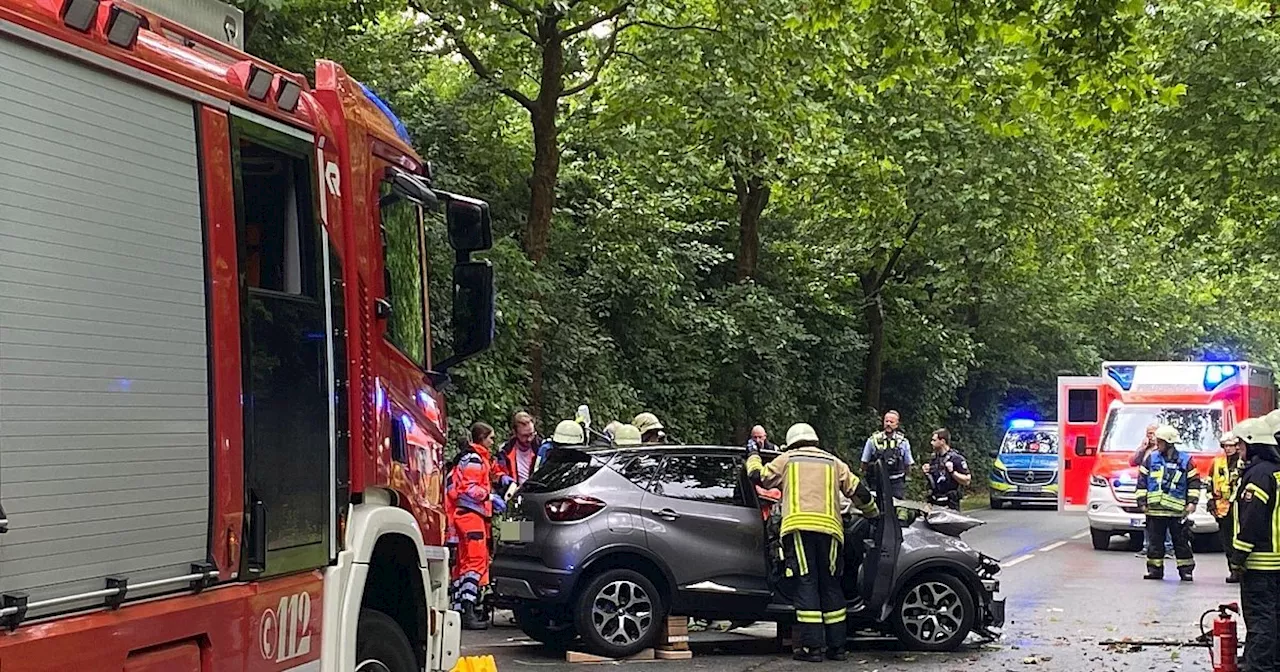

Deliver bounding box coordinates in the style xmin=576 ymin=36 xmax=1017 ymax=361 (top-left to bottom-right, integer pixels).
xmin=1107 ymin=364 xmax=1136 ymax=391
xmin=358 ymin=82 xmax=412 ymax=144
xmin=1205 ymin=364 xmax=1239 ymax=390
xmin=400 ymin=413 xmax=415 ymax=432
xmin=375 ymin=383 xmax=385 ymax=410
xmin=1009 ymin=419 xmax=1037 ymax=430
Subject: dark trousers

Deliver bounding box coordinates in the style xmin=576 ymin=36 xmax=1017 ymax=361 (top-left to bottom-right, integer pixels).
xmin=889 ymin=478 xmax=906 ymax=500
xmin=1145 ymin=515 xmax=1193 ymax=574
xmin=929 ymin=492 xmax=961 ymax=511
xmin=1242 ymin=571 xmax=1279 ymax=672
xmin=787 ymin=532 xmax=846 ymax=652
xmin=1218 ymin=510 xmax=1241 ymax=572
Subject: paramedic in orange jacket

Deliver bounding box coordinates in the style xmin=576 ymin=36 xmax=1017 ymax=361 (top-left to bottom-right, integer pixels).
xmin=447 ymin=422 xmax=506 ymax=630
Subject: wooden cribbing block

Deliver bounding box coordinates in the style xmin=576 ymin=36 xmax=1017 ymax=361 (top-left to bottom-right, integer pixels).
xmin=656 ymin=649 xmax=693 ymax=660
xmin=565 ymin=648 xmax=655 ymax=664
xmin=659 ymin=617 xmax=689 ymax=651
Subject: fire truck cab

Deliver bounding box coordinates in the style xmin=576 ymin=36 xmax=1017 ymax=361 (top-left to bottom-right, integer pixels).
xmin=0 ymin=0 xmax=493 ymax=670
xmin=1057 ymin=362 xmax=1275 ymax=551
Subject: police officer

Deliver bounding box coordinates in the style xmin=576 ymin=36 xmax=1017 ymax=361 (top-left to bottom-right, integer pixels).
xmin=861 ymin=411 xmax=914 ymax=499
xmin=1209 ymin=431 xmax=1245 ymax=583
xmin=1230 ymin=417 xmax=1280 ymax=672
xmin=922 ymin=428 xmax=970 ymax=510
xmin=1136 ymin=425 xmax=1201 ymax=582
xmin=747 ymin=423 xmax=878 ymax=663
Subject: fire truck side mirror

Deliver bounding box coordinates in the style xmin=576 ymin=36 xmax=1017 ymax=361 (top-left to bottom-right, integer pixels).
xmin=441 ymin=192 xmax=493 ymax=254
xmin=436 ymin=261 xmax=495 ymax=372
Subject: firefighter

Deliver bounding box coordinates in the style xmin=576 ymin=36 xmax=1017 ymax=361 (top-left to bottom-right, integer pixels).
xmin=1135 ymin=425 xmax=1201 ymax=582
xmin=613 ymin=423 xmax=643 ymax=446
xmin=531 ymin=419 xmax=587 ymax=473
xmin=1228 ymin=417 xmax=1280 ymax=672
xmin=446 ymin=422 xmax=507 ymax=630
xmin=634 ymin=412 xmax=669 ymax=444
xmin=860 ymin=410 xmax=913 ymax=499
xmin=1210 ymin=431 xmax=1245 ymax=583
xmin=922 ymin=429 xmax=970 ymax=510
xmin=746 ymin=423 xmax=879 ymax=662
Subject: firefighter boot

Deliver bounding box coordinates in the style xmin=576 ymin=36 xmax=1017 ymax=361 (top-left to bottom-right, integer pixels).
xmin=1143 ymin=566 xmax=1164 ymax=580
xmin=1226 ymin=568 xmax=1243 ymax=584
xmin=826 ymin=647 xmax=848 ymax=662
xmin=1179 ymin=567 xmax=1194 ymax=583
xmin=792 ymin=648 xmax=823 ymax=663
xmin=462 ymin=603 xmax=490 ymax=631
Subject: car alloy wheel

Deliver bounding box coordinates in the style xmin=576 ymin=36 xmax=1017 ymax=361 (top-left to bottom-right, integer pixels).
xmin=900 ymin=580 xmax=965 ymax=644
xmin=355 ymin=662 xmax=392 ymax=672
xmin=590 ymin=579 xmax=654 ymax=647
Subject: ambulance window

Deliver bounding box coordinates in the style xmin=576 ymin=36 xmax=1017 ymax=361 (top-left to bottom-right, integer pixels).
xmin=380 ymin=184 xmax=427 ymax=367
xmin=1067 ymin=389 xmax=1098 ymax=423
xmin=239 ymin=140 xmax=316 ymax=296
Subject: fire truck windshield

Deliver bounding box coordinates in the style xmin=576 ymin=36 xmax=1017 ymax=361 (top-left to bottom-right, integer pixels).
xmin=1099 ymin=406 xmax=1224 ymax=454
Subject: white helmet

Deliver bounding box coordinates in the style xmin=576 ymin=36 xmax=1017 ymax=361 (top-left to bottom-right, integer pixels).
xmin=785 ymin=423 xmax=820 ymax=449
xmin=552 ymin=420 xmax=585 ymax=445
xmin=1234 ymin=418 xmax=1277 ymax=447
xmin=613 ymin=424 xmax=642 ymax=446
xmin=633 ymin=413 xmax=664 ymax=435
xmin=1154 ymin=425 xmax=1181 ymax=445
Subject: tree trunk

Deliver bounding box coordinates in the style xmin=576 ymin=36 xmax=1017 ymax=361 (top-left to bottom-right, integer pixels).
xmin=861 ymin=271 xmax=886 ymax=414
xmin=525 ymin=25 xmax=564 ymax=418
xmin=733 ymin=172 xmax=771 ymax=282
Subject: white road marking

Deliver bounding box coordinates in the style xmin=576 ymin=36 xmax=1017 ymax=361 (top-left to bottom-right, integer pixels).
xmin=1039 ymin=540 xmax=1068 ymax=552
xmin=1072 ymin=531 xmax=1091 ymax=539
xmin=1002 ymin=554 xmax=1036 ymax=568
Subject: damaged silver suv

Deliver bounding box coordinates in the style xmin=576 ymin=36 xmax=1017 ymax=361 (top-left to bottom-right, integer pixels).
xmin=491 ymin=445 xmax=1005 ymax=659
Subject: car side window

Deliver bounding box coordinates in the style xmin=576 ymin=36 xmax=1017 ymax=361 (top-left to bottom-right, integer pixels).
xmin=651 ymin=455 xmax=746 ymax=506
xmin=617 ymin=454 xmax=663 ymax=490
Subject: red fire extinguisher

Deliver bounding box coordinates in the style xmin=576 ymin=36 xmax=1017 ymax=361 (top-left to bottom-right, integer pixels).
xmin=1203 ymin=602 xmax=1240 ymax=672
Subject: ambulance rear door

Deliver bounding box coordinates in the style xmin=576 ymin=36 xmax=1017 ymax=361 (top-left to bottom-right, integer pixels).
xmin=1057 ymin=376 xmax=1106 ymax=511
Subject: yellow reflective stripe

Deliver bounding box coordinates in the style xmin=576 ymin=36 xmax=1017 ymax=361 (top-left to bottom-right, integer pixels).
xmin=794 ymin=534 xmax=809 ymax=576
xmin=823 ymin=609 xmax=846 ymax=624
xmin=746 ymin=454 xmax=762 ymax=476
xmin=1176 ymin=558 xmax=1195 ymax=567
xmin=829 ymin=539 xmax=838 ymax=574
xmin=788 ymin=465 xmax=801 ymax=515
xmin=797 ymin=611 xmax=822 ymax=624
xmin=1139 ymin=466 xmax=1150 ymax=475
xmin=782 ymin=515 xmax=844 ymax=539
xmin=1246 ymin=483 xmax=1271 ymax=505
xmin=825 ymin=464 xmax=835 ymax=521
xmin=1234 ymin=538 xmax=1255 ymax=552
xmin=1245 ymin=552 xmax=1280 ymax=570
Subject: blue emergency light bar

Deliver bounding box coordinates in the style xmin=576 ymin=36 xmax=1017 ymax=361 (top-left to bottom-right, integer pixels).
xmin=1106 ymin=364 xmax=1136 ymax=391
xmin=359 ymin=82 xmax=413 ymax=144
xmin=1009 ymin=419 xmax=1036 ymax=430
xmin=1205 ymin=364 xmax=1239 ymax=391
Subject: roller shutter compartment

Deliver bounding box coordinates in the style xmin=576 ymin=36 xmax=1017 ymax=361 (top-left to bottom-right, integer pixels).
xmin=0 ymin=33 xmax=210 ymax=612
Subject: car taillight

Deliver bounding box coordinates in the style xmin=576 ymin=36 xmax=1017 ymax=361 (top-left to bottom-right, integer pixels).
xmin=546 ymin=496 xmax=605 ymax=522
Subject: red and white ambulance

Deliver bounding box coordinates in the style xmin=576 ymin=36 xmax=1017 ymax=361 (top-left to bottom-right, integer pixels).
xmin=1057 ymin=361 xmax=1275 ymax=551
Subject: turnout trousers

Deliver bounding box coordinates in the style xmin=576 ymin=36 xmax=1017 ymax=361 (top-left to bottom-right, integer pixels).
xmin=450 ymin=511 xmax=490 ymax=611
xmin=1243 ymin=571 xmax=1280 ymax=672
xmin=1145 ymin=515 xmax=1193 ymax=575
xmin=1218 ymin=509 xmax=1242 ymax=574
xmin=785 ymin=531 xmax=847 ymax=652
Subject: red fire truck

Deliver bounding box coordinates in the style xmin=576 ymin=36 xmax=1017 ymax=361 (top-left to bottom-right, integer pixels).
xmin=0 ymin=0 xmax=495 ymax=670
xmin=1057 ymin=361 xmax=1275 ymax=551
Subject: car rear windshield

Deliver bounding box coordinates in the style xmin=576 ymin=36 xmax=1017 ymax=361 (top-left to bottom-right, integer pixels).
xmin=1099 ymin=406 xmax=1223 ymax=454
xmin=520 ymin=448 xmax=613 ymax=494
xmin=1000 ymin=430 xmax=1057 ymax=455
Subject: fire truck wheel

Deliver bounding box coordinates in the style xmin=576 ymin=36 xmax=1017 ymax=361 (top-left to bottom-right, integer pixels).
xmin=356 ymin=608 xmax=418 ymax=672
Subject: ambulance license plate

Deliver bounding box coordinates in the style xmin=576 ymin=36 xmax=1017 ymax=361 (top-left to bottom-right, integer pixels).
xmin=1129 ymin=518 xmax=1145 ymax=528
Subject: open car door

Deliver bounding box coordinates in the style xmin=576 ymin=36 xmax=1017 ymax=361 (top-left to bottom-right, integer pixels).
xmin=857 ymin=465 xmax=902 ymax=620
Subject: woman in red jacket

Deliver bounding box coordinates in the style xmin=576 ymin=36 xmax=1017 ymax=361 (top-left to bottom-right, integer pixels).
xmin=447 ymin=422 xmax=505 ymax=630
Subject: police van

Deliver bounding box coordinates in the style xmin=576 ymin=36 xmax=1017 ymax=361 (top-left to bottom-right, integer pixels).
xmin=988 ymin=420 xmax=1060 ymax=509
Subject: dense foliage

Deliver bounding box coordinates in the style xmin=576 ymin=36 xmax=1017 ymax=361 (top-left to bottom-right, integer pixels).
xmin=237 ymin=0 xmax=1280 ymax=494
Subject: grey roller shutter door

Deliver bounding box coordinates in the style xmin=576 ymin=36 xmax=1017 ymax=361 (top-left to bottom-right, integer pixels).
xmin=0 ymin=33 xmax=210 ymax=610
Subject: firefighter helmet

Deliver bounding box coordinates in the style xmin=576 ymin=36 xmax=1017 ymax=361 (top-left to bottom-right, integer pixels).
xmin=1220 ymin=431 xmax=1239 ymax=446
xmin=785 ymin=423 xmax=820 ymax=449
xmin=614 ymin=424 xmax=642 ymax=446
xmin=1154 ymin=425 xmax=1181 ymax=445
xmin=633 ymin=413 xmax=664 ymax=435
xmin=552 ymin=420 xmax=585 ymax=445
xmin=1264 ymin=409 xmax=1280 ymax=434
xmin=603 ymin=420 xmax=622 ymax=438
xmin=1234 ymin=418 xmax=1278 ymax=447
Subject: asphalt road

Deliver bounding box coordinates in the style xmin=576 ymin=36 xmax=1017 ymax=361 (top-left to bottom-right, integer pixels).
xmin=461 ymin=505 xmax=1244 ymax=671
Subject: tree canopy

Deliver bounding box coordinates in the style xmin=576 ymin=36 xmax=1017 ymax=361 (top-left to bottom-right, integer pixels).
xmin=237 ymin=0 xmax=1280 ymax=491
